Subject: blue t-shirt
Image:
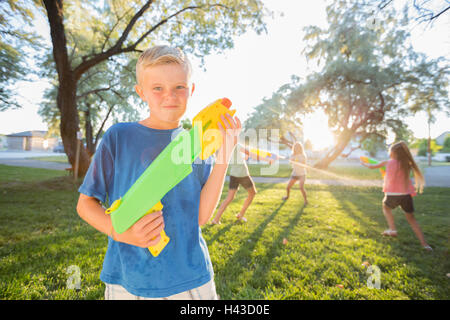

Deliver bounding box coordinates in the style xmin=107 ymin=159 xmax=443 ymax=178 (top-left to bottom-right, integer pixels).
xmin=78 ymin=122 xmax=214 ymax=298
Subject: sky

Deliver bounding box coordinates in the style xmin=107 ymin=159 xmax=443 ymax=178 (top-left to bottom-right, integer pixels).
xmin=1 ymin=0 xmax=449 ymax=150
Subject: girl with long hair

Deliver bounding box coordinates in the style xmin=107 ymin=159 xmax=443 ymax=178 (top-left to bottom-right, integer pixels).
xmin=361 ymin=141 xmax=431 ymax=250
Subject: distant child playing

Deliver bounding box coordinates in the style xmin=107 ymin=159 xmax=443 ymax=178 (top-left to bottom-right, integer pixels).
xmin=360 ymin=141 xmax=431 ymax=250
xmin=211 ymin=143 xmax=273 ymax=224
xmin=282 ymin=142 xmax=308 ymax=205
xmin=76 ymin=45 xmax=242 ymax=299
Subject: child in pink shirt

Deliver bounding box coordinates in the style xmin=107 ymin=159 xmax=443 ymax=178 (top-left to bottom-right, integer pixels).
xmin=361 ymin=141 xmax=431 ymax=251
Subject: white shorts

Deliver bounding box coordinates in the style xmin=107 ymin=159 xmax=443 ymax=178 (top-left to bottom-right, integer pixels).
xmin=104 ymin=279 xmax=218 ymax=300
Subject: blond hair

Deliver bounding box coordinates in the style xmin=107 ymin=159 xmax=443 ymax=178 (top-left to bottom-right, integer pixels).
xmin=135 ymin=45 xmax=192 ymax=84
xmin=292 ymin=142 xmax=306 ymax=158
xmin=389 ymin=141 xmax=425 ymax=193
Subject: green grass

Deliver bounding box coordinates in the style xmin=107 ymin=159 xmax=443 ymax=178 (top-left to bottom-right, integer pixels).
xmin=0 ymin=165 xmax=448 ymax=299
xmin=27 ymin=155 xmax=69 ymax=163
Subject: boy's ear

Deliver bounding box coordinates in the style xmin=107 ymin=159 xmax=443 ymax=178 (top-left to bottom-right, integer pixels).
xmin=135 ymin=84 xmax=145 ymax=101
xmin=190 ymin=82 xmax=195 ymax=96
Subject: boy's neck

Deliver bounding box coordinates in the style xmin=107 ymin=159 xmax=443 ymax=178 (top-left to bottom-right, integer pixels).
xmin=139 ymin=116 xmax=180 ymax=130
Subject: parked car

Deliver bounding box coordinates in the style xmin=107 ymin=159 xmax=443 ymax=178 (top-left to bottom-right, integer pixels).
xmin=53 ymin=144 xmax=64 ymax=153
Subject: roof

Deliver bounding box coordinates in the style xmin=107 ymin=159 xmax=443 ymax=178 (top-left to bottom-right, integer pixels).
xmin=435 ymin=131 xmax=450 ymax=140
xmin=6 ymin=130 xmax=48 ymax=138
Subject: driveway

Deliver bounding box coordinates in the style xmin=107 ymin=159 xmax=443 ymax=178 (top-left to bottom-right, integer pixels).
xmin=1 ymin=151 xmax=449 ymax=187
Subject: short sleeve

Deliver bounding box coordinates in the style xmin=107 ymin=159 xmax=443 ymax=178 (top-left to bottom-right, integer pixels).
xmin=199 ymin=156 xmax=213 ymax=188
xmin=78 ymin=130 xmax=114 ymax=204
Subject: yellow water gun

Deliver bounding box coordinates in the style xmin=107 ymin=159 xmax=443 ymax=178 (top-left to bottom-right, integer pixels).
xmin=193 ymin=98 xmax=236 ymax=160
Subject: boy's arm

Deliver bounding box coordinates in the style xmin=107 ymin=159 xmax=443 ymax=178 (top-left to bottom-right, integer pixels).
xmin=198 ymin=114 xmax=241 ymax=225
xmin=76 ymin=194 xmax=164 ymax=248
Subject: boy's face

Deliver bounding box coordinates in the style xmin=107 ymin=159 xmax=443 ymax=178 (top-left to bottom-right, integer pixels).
xmin=135 ymin=63 xmax=194 ymax=127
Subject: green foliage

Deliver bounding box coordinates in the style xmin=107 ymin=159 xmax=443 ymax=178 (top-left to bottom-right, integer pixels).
xmin=248 ymin=0 xmax=448 ymax=168
xmin=245 ymin=77 xmax=303 ymax=138
xmin=0 ymin=0 xmax=43 ymax=110
xmin=39 ymin=54 xmax=143 ymax=147
xmin=59 ymin=0 xmax=269 ymax=67
xmin=181 ymin=118 xmax=192 ymax=130
xmin=361 ymin=134 xmax=386 ymax=157
xmin=35 ymin=0 xmax=269 ymax=151
xmin=415 ymin=139 xmax=443 ymax=156
xmin=439 ymin=135 xmax=450 ymax=153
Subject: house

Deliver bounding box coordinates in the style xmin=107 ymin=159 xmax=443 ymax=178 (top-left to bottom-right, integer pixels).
xmin=6 ymin=131 xmax=58 ymax=151
xmin=435 ymin=131 xmax=450 ymax=145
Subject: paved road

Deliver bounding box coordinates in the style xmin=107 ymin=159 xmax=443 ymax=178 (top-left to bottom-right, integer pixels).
xmin=1 ymin=151 xmax=449 ymax=187
xmin=423 ymin=165 xmax=450 ymax=188
xmin=0 ymin=151 xmax=69 ymax=171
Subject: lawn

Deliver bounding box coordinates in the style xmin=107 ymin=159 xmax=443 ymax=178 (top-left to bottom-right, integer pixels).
xmin=0 ymin=165 xmax=448 ymax=299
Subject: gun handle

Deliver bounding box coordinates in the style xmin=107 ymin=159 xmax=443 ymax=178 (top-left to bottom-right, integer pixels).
xmin=145 ymin=201 xmax=170 ymax=257
xmin=148 ymin=230 xmax=170 ymax=257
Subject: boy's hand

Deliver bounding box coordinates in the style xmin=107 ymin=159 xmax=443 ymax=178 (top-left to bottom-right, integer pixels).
xmin=112 ymin=210 xmax=165 ymax=248
xmin=217 ymin=114 xmax=241 ymax=164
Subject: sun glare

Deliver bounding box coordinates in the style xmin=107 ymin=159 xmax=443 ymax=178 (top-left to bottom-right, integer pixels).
xmin=303 ymin=111 xmax=335 ymax=151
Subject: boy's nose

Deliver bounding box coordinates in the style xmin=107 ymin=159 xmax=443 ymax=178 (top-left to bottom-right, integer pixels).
xmin=165 ymin=89 xmax=177 ymax=99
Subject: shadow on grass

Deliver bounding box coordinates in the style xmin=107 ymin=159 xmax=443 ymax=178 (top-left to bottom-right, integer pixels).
xmin=327 ymin=186 xmax=385 ymax=237
xmin=248 ymin=204 xmax=305 ymax=289
xmin=214 ymin=200 xmax=302 ymax=298
xmin=327 ymin=186 xmax=450 ymax=299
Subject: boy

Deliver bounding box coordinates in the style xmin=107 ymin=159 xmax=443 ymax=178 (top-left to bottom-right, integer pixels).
xmin=76 ymin=45 xmax=241 ymax=299
xmin=211 ymin=143 xmax=273 ymax=224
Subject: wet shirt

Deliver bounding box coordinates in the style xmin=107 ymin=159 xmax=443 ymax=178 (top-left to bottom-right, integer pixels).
xmin=228 ymin=147 xmax=250 ymax=178
xmin=79 ymin=122 xmax=214 ymax=298
xmin=291 ymin=154 xmax=307 ymax=176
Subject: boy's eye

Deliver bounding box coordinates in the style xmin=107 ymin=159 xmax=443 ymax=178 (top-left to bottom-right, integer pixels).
xmin=176 ymin=85 xmax=187 ymax=90
xmin=153 ymin=87 xmax=163 ymax=91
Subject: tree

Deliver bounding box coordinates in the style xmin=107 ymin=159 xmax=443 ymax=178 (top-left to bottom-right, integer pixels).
xmin=38 ymin=0 xmax=268 ymax=176
xmin=360 ymin=133 xmax=386 ymax=157
xmin=374 ymin=0 xmax=450 ymax=25
xmin=245 ymin=76 xmax=306 ymax=149
xmin=284 ymin=1 xmax=449 ymax=169
xmin=404 ymin=54 xmax=450 ymax=165
xmin=39 ymin=53 xmax=142 ymax=156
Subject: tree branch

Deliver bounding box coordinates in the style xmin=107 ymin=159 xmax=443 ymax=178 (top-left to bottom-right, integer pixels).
xmin=73 ymin=2 xmax=230 ymax=80
xmin=126 ymin=4 xmax=230 ymax=52
xmin=76 ymin=85 xmax=115 ymax=101
xmin=73 ymin=0 xmax=155 ymax=80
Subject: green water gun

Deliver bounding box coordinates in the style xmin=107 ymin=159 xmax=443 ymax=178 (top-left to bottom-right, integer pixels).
xmin=105 ymin=98 xmax=235 ymax=257
xmin=360 ymin=156 xmax=386 ymax=177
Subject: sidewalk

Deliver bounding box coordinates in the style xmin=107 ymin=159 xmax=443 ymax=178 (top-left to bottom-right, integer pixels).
xmin=248 ymin=176 xmax=383 ymax=187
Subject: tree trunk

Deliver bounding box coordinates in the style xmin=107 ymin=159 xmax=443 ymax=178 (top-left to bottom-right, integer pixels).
xmin=84 ymin=104 xmax=95 ymax=157
xmin=314 ymin=128 xmax=355 ymax=169
xmin=58 ymin=71 xmax=91 ymax=176
xmin=43 ymin=0 xmax=90 ymax=176
xmin=427 ymin=119 xmax=432 ymax=166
